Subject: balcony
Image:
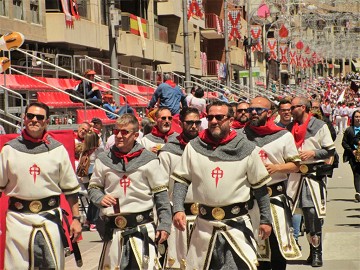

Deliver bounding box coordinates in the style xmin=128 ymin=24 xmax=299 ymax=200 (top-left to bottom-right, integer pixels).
xmin=201 ymin=14 xmax=224 ymax=40
xmin=154 ymin=23 xmax=168 ymax=43
xmin=206 ymin=60 xmax=225 ymax=78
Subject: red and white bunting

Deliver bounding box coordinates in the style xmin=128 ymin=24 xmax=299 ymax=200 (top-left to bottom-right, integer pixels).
xmin=187 ymin=0 xmax=204 ymax=20
xmin=279 ymin=44 xmax=288 ymax=63
xmin=251 ymin=25 xmax=262 ymax=52
xmin=296 ymin=54 xmax=302 ymax=67
xmin=289 ymin=50 xmax=297 ymax=65
xmin=228 ymin=10 xmax=242 ymax=41
xmin=267 ymin=38 xmax=277 ymax=60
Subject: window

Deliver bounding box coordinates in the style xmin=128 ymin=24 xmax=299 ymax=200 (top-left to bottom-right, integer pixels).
xmin=30 ymin=0 xmax=40 ymax=24
xmin=13 ymin=0 xmax=24 ymax=20
xmin=0 ymin=0 xmax=7 ymax=16
xmin=78 ymin=0 xmax=90 ymax=20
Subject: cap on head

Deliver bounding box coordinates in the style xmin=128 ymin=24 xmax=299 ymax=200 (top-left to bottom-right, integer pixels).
xmin=85 ymin=70 xmax=96 ymax=76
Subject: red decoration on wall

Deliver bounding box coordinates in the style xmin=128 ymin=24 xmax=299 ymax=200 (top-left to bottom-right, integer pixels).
xmin=289 ymin=50 xmax=296 ymax=65
xmin=279 ymin=24 xmax=289 ymax=38
xmin=267 ymin=38 xmax=277 ymax=60
xmin=279 ymin=44 xmax=288 ymax=63
xmin=251 ymin=25 xmax=262 ymax=52
xmin=296 ymin=41 xmax=304 ymax=50
xmin=228 ymin=10 xmax=242 ymax=41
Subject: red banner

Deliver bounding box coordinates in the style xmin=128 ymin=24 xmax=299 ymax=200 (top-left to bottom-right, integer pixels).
xmin=251 ymin=25 xmax=262 ymax=52
xmin=267 ymin=38 xmax=277 ymax=60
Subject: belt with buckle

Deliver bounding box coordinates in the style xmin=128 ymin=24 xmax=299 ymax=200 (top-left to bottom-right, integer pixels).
xmin=299 ymin=163 xmax=324 ymax=174
xmin=184 ymin=203 xmax=199 ymax=215
xmin=107 ymin=209 xmax=153 ymax=230
xmin=198 ymin=202 xmax=248 ymax=221
xmin=267 ymin=182 xmax=286 ymax=197
xmin=8 ymin=195 xmax=60 ymax=214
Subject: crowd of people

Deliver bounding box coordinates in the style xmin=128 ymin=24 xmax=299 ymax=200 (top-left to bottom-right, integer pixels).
xmin=1 ymin=72 xmax=360 ymax=270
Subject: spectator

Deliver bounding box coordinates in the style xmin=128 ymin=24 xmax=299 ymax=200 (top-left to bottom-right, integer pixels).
xmin=0 ymin=124 xmax=5 ymax=134
xmin=102 ymin=94 xmax=134 ymax=119
xmin=147 ymin=73 xmax=187 ymax=115
xmin=187 ymin=87 xmax=207 ymax=115
xmin=74 ymin=69 xmax=102 ymax=106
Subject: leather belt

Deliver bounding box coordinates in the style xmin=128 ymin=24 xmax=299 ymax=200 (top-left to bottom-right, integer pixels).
xmin=184 ymin=203 xmax=199 ymax=216
xmin=198 ymin=202 xmax=248 ymax=221
xmin=8 ymin=195 xmax=60 ymax=213
xmin=267 ymin=182 xmax=286 ymax=197
xmin=106 ymin=209 xmax=153 ymax=230
xmin=299 ymin=163 xmax=324 ymax=174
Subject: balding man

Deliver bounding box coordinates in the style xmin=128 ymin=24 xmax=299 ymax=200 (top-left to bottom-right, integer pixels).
xmin=243 ymin=96 xmax=301 ymax=270
xmin=288 ymin=97 xmax=335 ymax=267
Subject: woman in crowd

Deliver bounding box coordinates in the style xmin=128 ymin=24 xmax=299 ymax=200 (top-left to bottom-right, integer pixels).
xmin=342 ymin=110 xmax=360 ymax=202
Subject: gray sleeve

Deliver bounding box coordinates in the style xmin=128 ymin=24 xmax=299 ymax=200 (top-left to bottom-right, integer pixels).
xmin=253 ymin=185 xmax=272 ymax=225
xmin=88 ymin=187 xmax=105 ymax=208
xmin=314 ymin=148 xmax=335 ymax=160
xmin=172 ymin=181 xmax=188 ymax=213
xmin=154 ymin=190 xmax=172 ymax=234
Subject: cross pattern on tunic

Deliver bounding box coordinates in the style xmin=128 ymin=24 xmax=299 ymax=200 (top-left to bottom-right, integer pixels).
xmin=258 ymin=149 xmax=268 ymax=162
xmin=29 ymin=164 xmax=40 ymax=183
xmin=119 ymin=175 xmax=131 ymax=196
xmin=211 ymin=167 xmax=224 ymax=187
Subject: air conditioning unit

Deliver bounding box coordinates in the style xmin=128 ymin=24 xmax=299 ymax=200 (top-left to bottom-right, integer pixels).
xmin=121 ymin=13 xmax=131 ymax=33
xmin=170 ymin=43 xmax=182 ymax=53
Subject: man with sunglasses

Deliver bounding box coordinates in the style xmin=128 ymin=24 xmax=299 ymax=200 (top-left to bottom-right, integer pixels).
xmin=140 ymin=107 xmax=178 ymax=154
xmin=158 ymin=107 xmax=201 ymax=269
xmin=288 ymin=97 xmax=335 ymax=267
xmin=243 ymin=97 xmax=301 ymax=270
xmin=88 ymin=113 xmax=171 ymax=269
xmin=0 ymin=102 xmax=82 ymax=269
xmin=172 ymin=100 xmax=273 ymax=270
xmin=231 ymin=101 xmax=250 ymax=129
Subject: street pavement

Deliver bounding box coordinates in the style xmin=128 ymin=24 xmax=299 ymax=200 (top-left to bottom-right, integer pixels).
xmin=65 ymin=135 xmax=360 ymax=270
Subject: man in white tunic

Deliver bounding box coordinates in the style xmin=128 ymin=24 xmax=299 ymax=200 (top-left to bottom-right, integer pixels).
xmin=158 ymin=107 xmax=201 ymax=269
xmin=0 ymin=102 xmax=82 ymax=270
xmin=140 ymin=107 xmax=178 ymax=154
xmin=88 ymin=113 xmax=172 ymax=270
xmin=243 ymin=97 xmax=301 ymax=270
xmin=172 ymin=100 xmax=273 ymax=270
xmin=288 ymin=97 xmax=335 ymax=267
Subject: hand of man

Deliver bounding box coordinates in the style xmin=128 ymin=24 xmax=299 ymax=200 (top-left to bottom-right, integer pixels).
xmin=155 ymin=230 xmax=169 ymax=244
xmin=258 ymin=224 xmax=272 ymax=240
xmin=173 ymin=211 xmax=186 ymax=231
xmin=150 ymin=146 xmax=160 ymax=154
xmin=70 ymin=220 xmax=82 ymax=242
xmin=100 ymin=194 xmax=117 ymax=207
xmin=264 ymin=164 xmax=279 ymax=174
xmin=299 ymin=150 xmax=315 ymax=161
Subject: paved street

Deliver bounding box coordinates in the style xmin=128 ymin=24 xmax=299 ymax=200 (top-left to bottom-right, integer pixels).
xmin=65 ymin=135 xmax=360 ymax=270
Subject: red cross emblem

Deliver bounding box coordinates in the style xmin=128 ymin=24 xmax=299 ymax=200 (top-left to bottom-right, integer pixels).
xmin=29 ymin=164 xmax=40 ymax=183
xmin=211 ymin=167 xmax=224 ymax=187
xmin=119 ymin=175 xmax=131 ymax=195
xmin=259 ymin=150 xmax=268 ymax=161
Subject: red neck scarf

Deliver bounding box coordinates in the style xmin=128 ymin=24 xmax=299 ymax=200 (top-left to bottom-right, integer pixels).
xmin=74 ymin=132 xmax=84 ymax=142
xmin=247 ymin=119 xmax=285 ymax=135
xmin=231 ymin=121 xmax=246 ymax=129
xmin=177 ymin=133 xmax=189 ymax=147
xmin=151 ymin=126 xmax=174 ymax=143
xmin=22 ymin=130 xmax=50 ymax=145
xmin=291 ymin=113 xmax=312 ymax=148
xmin=112 ymin=148 xmax=144 ymax=164
xmin=199 ymin=129 xmax=237 ymax=149
xmin=164 ymin=80 xmax=176 ymax=87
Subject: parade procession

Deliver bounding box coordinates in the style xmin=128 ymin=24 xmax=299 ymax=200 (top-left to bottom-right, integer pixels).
xmin=0 ymin=0 xmax=359 ymax=270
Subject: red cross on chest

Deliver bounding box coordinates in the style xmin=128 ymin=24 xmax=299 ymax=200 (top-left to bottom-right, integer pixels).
xmin=258 ymin=149 xmax=268 ymax=161
xmin=29 ymin=164 xmax=40 ymax=183
xmin=211 ymin=166 xmax=224 ymax=187
xmin=119 ymin=175 xmax=131 ymax=195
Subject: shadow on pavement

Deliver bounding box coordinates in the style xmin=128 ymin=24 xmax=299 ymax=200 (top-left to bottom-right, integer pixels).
xmin=328 ymin=198 xmax=357 ymax=202
xmin=287 ymin=260 xmax=308 ymax=265
xmin=344 ymin=208 xmax=360 ymax=211
xmin=346 ymin=214 xmax=360 ymax=218
xmin=335 ymin=223 xmax=360 ymax=228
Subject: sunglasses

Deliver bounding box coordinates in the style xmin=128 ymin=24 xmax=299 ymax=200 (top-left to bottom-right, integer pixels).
xmin=160 ymin=116 xmax=173 ymax=121
xmin=247 ymin=107 xmax=269 ymax=115
xmin=112 ymin=129 xmax=134 ymax=136
xmin=206 ymin=114 xmax=228 ymax=121
xmin=26 ymin=113 xmax=46 ymax=121
xmin=184 ymin=120 xmax=202 ymax=126
xmin=290 ymin=104 xmax=303 ymax=111
xmin=236 ymin=109 xmax=248 ymax=113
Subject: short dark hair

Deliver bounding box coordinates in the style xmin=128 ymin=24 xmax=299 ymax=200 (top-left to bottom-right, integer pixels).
xmin=278 ymin=99 xmax=291 ymax=109
xmin=180 ymin=107 xmax=200 ymax=122
xmin=194 ymin=88 xmax=204 ymax=98
xmin=91 ymin=117 xmax=103 ymax=125
xmin=206 ymin=100 xmax=234 ymax=118
xmin=25 ymin=102 xmax=50 ymax=119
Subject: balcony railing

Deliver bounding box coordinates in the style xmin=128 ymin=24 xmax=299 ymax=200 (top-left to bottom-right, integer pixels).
xmin=205 ymin=13 xmax=223 ymax=33
xmin=207 ymin=60 xmax=220 ymax=76
xmin=154 ymin=23 xmax=168 ymax=43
